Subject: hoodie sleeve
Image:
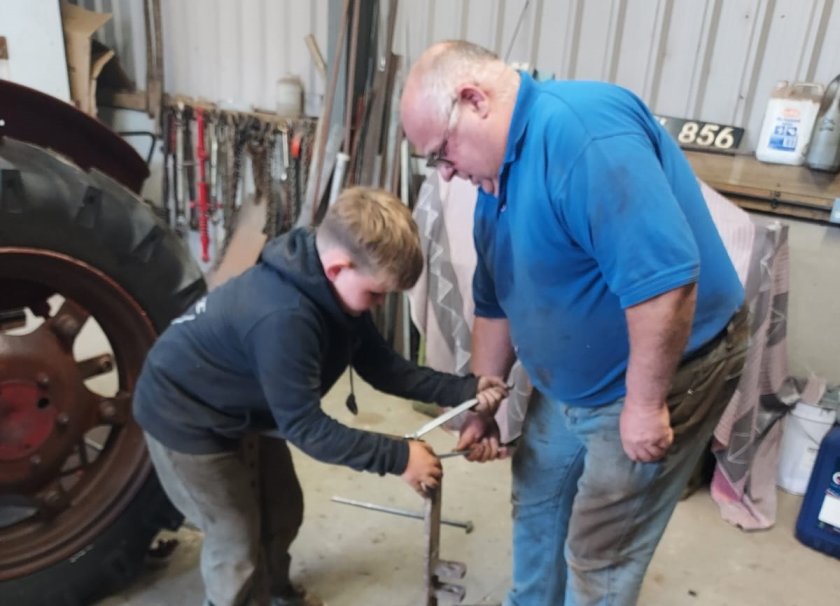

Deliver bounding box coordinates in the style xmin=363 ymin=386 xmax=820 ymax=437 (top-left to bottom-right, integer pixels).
xmin=351 ymin=315 xmax=478 ymax=406
xmin=246 ymin=309 xmax=410 ymax=475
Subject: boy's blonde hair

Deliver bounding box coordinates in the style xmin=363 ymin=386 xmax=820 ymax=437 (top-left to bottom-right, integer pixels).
xmin=316 ymin=186 xmax=423 ymax=290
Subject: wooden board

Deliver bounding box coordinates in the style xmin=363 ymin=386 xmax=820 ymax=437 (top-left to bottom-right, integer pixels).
xmin=685 ymin=151 xmax=840 ymax=224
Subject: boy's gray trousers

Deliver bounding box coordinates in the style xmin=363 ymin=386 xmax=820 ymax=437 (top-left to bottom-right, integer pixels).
xmin=144 ymin=432 xmax=303 ymax=606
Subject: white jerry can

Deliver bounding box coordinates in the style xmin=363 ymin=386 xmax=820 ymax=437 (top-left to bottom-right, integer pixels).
xmin=755 ymin=81 xmax=823 ymax=166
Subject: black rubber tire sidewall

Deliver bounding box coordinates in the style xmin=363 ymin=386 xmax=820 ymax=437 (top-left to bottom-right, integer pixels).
xmin=0 ymin=137 xmax=206 ymax=606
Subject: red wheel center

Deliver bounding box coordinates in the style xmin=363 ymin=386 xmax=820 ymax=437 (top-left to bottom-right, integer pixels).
xmin=0 ymin=380 xmax=56 ymax=461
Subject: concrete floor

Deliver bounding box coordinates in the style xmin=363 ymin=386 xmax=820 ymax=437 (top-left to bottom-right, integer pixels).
xmin=100 ymin=374 xmax=840 ymax=606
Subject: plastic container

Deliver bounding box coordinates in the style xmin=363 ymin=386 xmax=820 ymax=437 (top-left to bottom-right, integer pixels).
xmin=778 ymin=401 xmax=837 ymax=495
xmin=275 ymin=75 xmax=303 ymax=118
xmin=806 ymin=74 xmax=840 ymax=173
xmin=795 ymin=424 xmax=840 ymax=559
xmin=755 ymin=81 xmax=823 ymax=165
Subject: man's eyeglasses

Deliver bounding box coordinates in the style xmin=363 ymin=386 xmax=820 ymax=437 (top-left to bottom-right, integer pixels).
xmin=426 ymin=100 xmax=459 ymax=169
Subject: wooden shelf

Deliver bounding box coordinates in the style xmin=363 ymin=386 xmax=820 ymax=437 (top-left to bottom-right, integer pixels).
xmin=685 ymin=150 xmax=840 ymax=224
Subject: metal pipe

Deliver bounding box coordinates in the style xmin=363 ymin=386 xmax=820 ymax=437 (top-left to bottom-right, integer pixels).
xmin=438 ymin=450 xmax=470 ymax=459
xmin=331 ymin=496 xmax=474 ymax=533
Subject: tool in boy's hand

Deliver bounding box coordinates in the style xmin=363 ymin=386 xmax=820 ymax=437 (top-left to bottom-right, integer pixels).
xmin=438 ymin=449 xmax=471 ymax=459
xmin=404 ymin=396 xmax=480 ymax=441
xmin=439 ymin=438 xmax=521 ymax=460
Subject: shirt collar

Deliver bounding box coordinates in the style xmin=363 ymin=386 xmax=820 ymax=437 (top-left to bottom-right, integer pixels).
xmin=502 ymin=70 xmax=538 ymax=166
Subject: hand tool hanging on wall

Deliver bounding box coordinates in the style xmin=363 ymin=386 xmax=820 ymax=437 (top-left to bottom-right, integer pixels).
xmin=292 ymin=128 xmax=306 ymax=223
xmin=280 ymin=129 xmax=294 ymax=234
xmin=181 ymin=105 xmax=197 ymax=229
xmin=208 ymin=111 xmax=223 ymax=260
xmin=160 ymin=106 xmax=175 ymax=225
xmin=246 ymin=119 xmax=270 ymax=208
xmin=173 ymin=102 xmax=188 ymax=235
xmin=193 ymin=107 xmax=211 ymax=262
xmin=160 ymin=98 xmax=318 ymax=264
xmin=217 ymin=113 xmax=249 ymax=256
xmin=216 ymin=113 xmax=239 ymax=255
xmin=264 ymin=129 xmax=283 ymax=239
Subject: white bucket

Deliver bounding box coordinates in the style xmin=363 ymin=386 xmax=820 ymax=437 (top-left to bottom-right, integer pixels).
xmin=777 ymin=402 xmax=837 ymax=495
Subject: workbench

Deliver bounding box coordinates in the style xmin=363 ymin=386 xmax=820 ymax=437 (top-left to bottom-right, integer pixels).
xmin=686 ymin=150 xmax=840 ymax=225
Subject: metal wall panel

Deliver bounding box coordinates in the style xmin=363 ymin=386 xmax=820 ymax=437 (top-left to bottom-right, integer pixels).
xmin=79 ymin=0 xmax=329 ymax=113
xmin=81 ymin=0 xmax=839 ymax=150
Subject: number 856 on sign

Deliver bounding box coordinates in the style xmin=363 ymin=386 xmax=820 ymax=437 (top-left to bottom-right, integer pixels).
xmin=655 ymin=115 xmax=744 ymax=152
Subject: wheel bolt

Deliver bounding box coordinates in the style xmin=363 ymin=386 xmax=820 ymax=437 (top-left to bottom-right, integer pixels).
xmin=56 ymin=412 xmax=70 ymax=427
xmin=52 ymin=315 xmax=80 ymax=340
xmin=99 ymin=400 xmax=116 ymax=420
xmin=36 ymin=373 xmax=50 ymax=388
xmin=30 ymin=454 xmax=42 ymax=466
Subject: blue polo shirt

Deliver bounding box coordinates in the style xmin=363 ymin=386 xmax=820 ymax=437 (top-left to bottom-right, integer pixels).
xmin=473 ymin=73 xmax=744 ymax=407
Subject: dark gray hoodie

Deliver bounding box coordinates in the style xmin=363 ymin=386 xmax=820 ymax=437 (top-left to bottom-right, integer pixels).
xmin=133 ymin=228 xmax=477 ymax=475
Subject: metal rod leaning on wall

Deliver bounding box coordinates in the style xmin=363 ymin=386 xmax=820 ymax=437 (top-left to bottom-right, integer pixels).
xmin=328 ymin=0 xmax=361 ymax=206
xmin=359 ymin=0 xmax=399 ymax=187
xmin=343 ymin=0 xmax=361 ymax=162
xmin=305 ymin=34 xmax=328 ymax=80
xmin=308 ymin=0 xmax=352 ymax=225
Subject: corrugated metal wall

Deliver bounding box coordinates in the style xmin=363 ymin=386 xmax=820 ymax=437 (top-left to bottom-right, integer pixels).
xmin=84 ymin=0 xmax=840 ymax=149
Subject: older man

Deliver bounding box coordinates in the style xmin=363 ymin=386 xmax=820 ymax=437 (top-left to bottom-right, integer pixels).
xmin=402 ymin=41 xmax=748 ymax=605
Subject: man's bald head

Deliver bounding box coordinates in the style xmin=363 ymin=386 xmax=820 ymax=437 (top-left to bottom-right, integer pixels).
xmin=399 ymin=40 xmax=519 ymax=195
xmin=400 ymin=41 xmax=503 ymax=144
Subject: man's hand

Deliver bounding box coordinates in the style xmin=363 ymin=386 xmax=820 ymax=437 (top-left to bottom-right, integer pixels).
xmin=475 ymin=375 xmax=508 ymax=415
xmin=401 ymin=440 xmax=442 ymax=496
xmin=454 ymin=411 xmax=507 ymax=462
xmin=622 ymin=285 xmax=694 ymax=463
xmin=619 ymin=400 xmax=673 ymax=462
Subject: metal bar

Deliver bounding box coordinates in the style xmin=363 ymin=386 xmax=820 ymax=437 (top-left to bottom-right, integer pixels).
xmin=309 ymin=0 xmax=352 ymax=224
xmin=424 ymin=484 xmax=467 ymax=604
xmin=305 ymin=34 xmax=327 ymax=79
xmin=438 ymin=449 xmax=470 ymax=459
xmin=424 ymin=484 xmax=442 ymax=606
xmin=330 ymin=496 xmax=473 ymax=533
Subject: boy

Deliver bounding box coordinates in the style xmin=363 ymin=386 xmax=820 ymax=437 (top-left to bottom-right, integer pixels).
xmin=133 ymin=186 xmax=507 ymax=606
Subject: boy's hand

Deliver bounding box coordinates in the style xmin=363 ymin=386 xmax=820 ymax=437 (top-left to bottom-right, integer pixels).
xmin=475 ymin=375 xmax=508 ymax=415
xmin=454 ymin=411 xmax=505 ymax=462
xmin=401 ymin=440 xmax=443 ymax=496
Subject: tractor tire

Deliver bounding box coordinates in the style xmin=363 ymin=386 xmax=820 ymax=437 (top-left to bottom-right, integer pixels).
xmin=0 ymin=137 xmax=206 ymax=605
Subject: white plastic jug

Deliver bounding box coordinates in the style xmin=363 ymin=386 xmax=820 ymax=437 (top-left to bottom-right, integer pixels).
xmin=755 ymin=81 xmax=823 ymax=165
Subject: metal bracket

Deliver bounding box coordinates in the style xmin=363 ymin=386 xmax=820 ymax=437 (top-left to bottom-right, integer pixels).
xmin=424 ymin=483 xmax=467 ymax=605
